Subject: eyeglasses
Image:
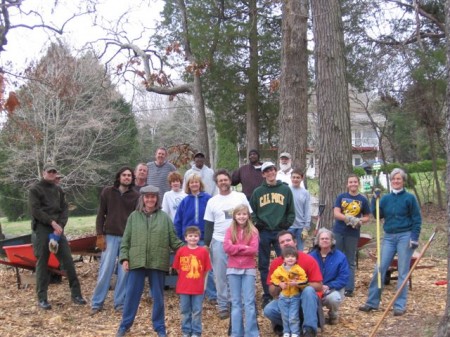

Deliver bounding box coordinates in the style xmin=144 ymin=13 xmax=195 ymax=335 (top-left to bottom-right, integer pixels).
xmin=46 ymin=170 xmax=57 ymax=174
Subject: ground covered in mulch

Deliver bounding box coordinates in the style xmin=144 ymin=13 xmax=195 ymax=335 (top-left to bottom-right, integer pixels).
xmin=0 ymin=251 xmax=445 ymax=337
xmin=0 ymin=207 xmax=447 ymax=337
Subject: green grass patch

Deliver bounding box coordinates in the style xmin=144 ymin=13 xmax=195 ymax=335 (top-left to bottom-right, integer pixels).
xmin=359 ymin=220 xmax=446 ymax=260
xmin=1 ymin=215 xmax=97 ymax=237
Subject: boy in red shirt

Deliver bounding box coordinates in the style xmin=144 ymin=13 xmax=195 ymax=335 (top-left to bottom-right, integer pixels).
xmin=173 ymin=226 xmax=211 ymax=337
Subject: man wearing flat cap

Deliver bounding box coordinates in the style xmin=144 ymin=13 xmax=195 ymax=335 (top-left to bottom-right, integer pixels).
xmin=29 ymin=162 xmax=87 ymax=310
xmin=91 ymin=166 xmax=139 ymax=315
xmin=183 ymin=152 xmax=217 ymax=196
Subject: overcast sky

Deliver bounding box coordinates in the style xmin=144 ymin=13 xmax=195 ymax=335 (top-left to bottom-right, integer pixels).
xmin=1 ymin=0 xmax=164 ymax=75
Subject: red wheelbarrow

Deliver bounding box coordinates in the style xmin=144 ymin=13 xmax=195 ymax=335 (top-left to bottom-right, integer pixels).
xmin=367 ymin=250 xmax=431 ymax=290
xmin=0 ymin=243 xmax=64 ymax=288
xmin=0 ymin=235 xmax=97 ymax=288
xmin=356 ymin=233 xmax=374 ymax=268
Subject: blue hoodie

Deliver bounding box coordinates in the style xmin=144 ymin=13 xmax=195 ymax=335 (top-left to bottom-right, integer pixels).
xmin=173 ymin=192 xmax=211 ymax=240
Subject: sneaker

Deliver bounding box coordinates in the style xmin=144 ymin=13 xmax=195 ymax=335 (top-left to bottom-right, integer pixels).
xmin=218 ymin=309 xmax=229 ymax=320
xmin=283 ymin=334 xmax=290 ymax=337
xmin=90 ymin=307 xmax=102 ymax=316
xmin=192 ymin=335 xmax=200 ymax=337
xmin=326 ymin=316 xmax=338 ymax=325
xmin=302 ymin=327 xmax=316 ymax=337
xmin=344 ymin=290 xmax=354 ymax=297
xmin=291 ymin=334 xmax=299 ymax=337
xmin=38 ymin=300 xmax=52 ymax=310
xmin=72 ymin=296 xmax=87 ymax=305
xmin=393 ymin=309 xmax=405 ymax=316
xmin=359 ymin=304 xmax=377 ymax=312
xmin=272 ymin=324 xmax=283 ymax=337
xmin=116 ymin=328 xmax=129 ymax=337
xmin=182 ymin=334 xmax=190 ymax=337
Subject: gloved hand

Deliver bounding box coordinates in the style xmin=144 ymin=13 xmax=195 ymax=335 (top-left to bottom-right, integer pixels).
xmin=48 ymin=233 xmax=60 ymax=254
xmin=373 ymin=188 xmax=381 ymax=199
xmin=96 ymin=234 xmax=107 ymax=251
xmin=345 ymin=215 xmax=361 ymax=229
xmin=410 ymin=240 xmax=419 ymax=250
xmin=301 ymin=228 xmax=309 ymax=241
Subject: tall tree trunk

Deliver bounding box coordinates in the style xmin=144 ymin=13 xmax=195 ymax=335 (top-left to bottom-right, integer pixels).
xmin=278 ymin=0 xmax=309 ymax=173
xmin=311 ymin=0 xmax=352 ymax=227
xmin=192 ymin=74 xmax=211 ymax=166
xmin=435 ymin=0 xmax=450 ymax=334
xmin=177 ymin=0 xmax=211 ymax=164
xmin=246 ymin=0 xmax=259 ymax=152
xmin=426 ymin=126 xmax=444 ymax=209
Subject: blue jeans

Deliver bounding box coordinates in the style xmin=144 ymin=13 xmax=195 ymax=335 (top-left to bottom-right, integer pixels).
xmin=334 ymin=233 xmax=358 ymax=292
xmin=210 ymin=239 xmax=229 ymax=312
xmin=199 ymin=240 xmax=217 ymax=300
xmin=228 ymin=273 xmax=259 ymax=337
xmin=91 ymin=235 xmax=128 ymax=310
xmin=258 ymin=230 xmax=281 ymax=299
xmin=263 ymin=286 xmax=318 ymax=333
xmin=365 ymin=231 xmax=414 ymax=311
xmin=180 ymin=294 xmax=204 ymax=336
xmin=279 ymin=294 xmax=301 ymax=335
xmin=118 ymin=268 xmax=166 ymax=335
xmin=288 ymin=228 xmax=306 ymax=251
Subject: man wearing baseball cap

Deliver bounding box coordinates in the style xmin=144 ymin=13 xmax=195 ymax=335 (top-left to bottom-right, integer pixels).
xmin=29 ymin=162 xmax=87 ymax=310
xmin=250 ymin=161 xmax=295 ymax=309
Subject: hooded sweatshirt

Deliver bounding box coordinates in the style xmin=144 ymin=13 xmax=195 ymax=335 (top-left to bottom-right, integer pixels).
xmin=250 ymin=180 xmax=295 ymax=230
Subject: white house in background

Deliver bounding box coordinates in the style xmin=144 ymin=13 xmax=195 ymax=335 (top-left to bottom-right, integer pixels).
xmin=306 ymin=89 xmax=386 ymax=178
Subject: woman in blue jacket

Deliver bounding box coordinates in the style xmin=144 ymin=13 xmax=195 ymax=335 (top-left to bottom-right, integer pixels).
xmin=310 ymin=228 xmax=349 ymax=325
xmin=359 ymin=168 xmax=422 ymax=317
xmin=174 ymin=173 xmax=211 ymax=241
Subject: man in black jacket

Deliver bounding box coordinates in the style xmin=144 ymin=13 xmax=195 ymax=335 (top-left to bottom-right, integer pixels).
xmin=29 ymin=163 xmax=86 ymax=310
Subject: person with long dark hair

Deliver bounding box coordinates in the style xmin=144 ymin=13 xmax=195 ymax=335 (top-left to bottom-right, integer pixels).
xmin=91 ymin=166 xmax=139 ymax=315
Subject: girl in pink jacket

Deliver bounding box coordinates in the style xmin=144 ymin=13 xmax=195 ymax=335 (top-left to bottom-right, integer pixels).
xmin=224 ymin=204 xmax=260 ymax=337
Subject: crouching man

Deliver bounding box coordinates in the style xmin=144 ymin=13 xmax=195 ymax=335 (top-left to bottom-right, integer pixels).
xmin=263 ymin=231 xmax=322 ymax=337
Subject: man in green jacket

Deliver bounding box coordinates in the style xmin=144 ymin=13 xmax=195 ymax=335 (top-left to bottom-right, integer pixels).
xmin=250 ymin=161 xmax=295 ymax=309
xmin=29 ymin=163 xmax=86 ymax=310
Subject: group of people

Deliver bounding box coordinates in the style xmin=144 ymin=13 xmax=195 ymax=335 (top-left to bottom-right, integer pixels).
xmin=28 ymin=147 xmax=422 ymax=337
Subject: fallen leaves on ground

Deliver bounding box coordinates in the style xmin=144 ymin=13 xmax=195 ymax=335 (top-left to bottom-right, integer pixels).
xmin=0 ymin=253 xmax=445 ymax=337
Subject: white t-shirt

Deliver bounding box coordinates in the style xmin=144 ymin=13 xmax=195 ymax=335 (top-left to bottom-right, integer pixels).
xmin=161 ymin=190 xmax=187 ymax=221
xmin=276 ymin=168 xmax=293 ymax=185
xmin=204 ymin=191 xmax=251 ymax=242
